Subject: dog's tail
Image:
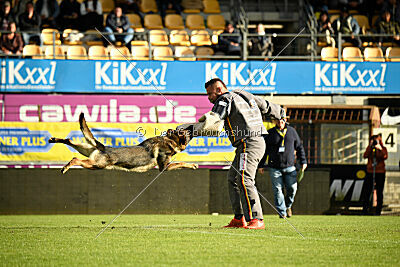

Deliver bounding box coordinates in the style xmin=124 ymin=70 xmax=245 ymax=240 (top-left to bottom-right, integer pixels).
xmin=79 ymin=113 xmax=105 ymax=151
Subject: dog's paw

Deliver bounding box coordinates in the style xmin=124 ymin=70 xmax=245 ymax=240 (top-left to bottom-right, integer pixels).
xmin=48 ymin=137 xmax=56 ymax=143
xmin=61 ymin=167 xmax=68 ymax=174
xmin=191 ymin=164 xmax=199 ymax=170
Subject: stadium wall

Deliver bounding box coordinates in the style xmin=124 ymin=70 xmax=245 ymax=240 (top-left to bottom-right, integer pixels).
xmin=0 ymin=168 xmax=331 ymax=215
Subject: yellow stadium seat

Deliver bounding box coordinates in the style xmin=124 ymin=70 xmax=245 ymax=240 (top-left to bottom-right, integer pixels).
xmin=342 ymin=47 xmax=363 ymax=62
xmin=101 ymin=0 xmax=115 ymax=13
xmin=126 ymin=14 xmax=144 ymax=30
xmin=190 ymin=30 xmax=212 ymax=46
xmin=327 ymin=9 xmax=340 ymax=14
xmin=364 ymin=47 xmax=384 ymax=62
xmin=88 ymin=45 xmax=109 ymax=60
xmin=185 ymin=14 xmax=206 ymax=30
xmin=62 ymin=29 xmax=83 ymax=45
xmin=23 ymin=44 xmax=43 ymax=59
xmin=44 ymin=45 xmax=65 ymax=59
xmin=195 ymin=46 xmax=214 ymax=60
xmin=165 ymin=14 xmax=185 ymax=30
xmin=385 ymin=47 xmax=400 ymax=62
xmin=153 ymin=46 xmax=174 ymax=61
xmin=150 ymin=30 xmax=169 ymax=46
xmin=41 ymin=28 xmax=62 ymax=45
xmin=140 ymin=0 xmax=158 ymax=13
xmin=110 ymin=46 xmax=131 ymax=60
xmin=169 ymin=30 xmax=191 ymax=46
xmin=206 ymin=14 xmax=225 ymax=30
xmin=66 ymin=45 xmax=87 ymax=60
xmin=144 ymin=14 xmax=164 ymax=29
xmin=174 ymin=46 xmax=196 ymax=61
xmin=182 ymin=0 xmax=202 ymax=13
xmin=320 ymin=47 xmax=338 ymax=61
xmin=131 ymin=40 xmax=149 ymax=46
xmin=203 ymin=0 xmax=221 ymax=13
xmin=131 ymin=46 xmax=149 ymax=60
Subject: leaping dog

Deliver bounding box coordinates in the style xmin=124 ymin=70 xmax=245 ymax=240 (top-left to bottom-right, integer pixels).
xmin=48 ymin=113 xmax=197 ymax=173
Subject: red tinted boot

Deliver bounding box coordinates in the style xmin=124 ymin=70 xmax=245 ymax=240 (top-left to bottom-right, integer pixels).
xmin=244 ymin=219 xmax=265 ymax=229
xmin=223 ymin=217 xmax=247 ymax=228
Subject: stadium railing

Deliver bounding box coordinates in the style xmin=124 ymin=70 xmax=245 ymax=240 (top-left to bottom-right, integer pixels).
xmin=0 ymin=29 xmax=399 ymax=61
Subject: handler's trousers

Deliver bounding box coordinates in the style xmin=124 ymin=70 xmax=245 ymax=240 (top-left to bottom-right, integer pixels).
xmin=227 ymin=137 xmax=265 ymax=221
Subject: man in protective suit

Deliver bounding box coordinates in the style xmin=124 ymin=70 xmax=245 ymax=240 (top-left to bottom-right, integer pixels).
xmin=178 ymin=78 xmax=282 ymax=229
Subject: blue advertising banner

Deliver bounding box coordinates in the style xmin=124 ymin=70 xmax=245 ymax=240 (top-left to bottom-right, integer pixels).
xmin=1 ymin=59 xmax=399 ymax=94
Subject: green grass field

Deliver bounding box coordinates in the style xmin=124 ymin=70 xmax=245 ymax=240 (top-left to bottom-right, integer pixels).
xmin=0 ymin=214 xmax=399 ymax=266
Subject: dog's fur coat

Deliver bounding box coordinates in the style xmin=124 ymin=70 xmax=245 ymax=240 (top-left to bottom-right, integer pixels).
xmin=49 ymin=113 xmax=197 ymax=173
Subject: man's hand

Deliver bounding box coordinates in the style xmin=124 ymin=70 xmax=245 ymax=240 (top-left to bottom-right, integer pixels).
xmin=117 ymin=28 xmax=123 ymax=33
xmin=375 ymin=143 xmax=383 ymax=150
xmin=301 ymin=164 xmax=307 ymax=171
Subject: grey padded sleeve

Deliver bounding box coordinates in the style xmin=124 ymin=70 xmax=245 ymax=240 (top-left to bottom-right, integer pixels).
xmin=255 ymin=96 xmax=282 ymax=120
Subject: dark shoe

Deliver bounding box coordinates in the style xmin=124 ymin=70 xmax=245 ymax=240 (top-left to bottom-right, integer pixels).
xmin=223 ymin=217 xmax=246 ymax=228
xmin=279 ymin=215 xmax=287 ymax=219
xmin=287 ymin=208 xmax=292 ymax=218
xmin=244 ymin=219 xmax=265 ymax=229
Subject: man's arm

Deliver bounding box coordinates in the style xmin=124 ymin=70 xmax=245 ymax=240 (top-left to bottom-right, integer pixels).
xmin=293 ymin=128 xmax=307 ymax=170
xmin=122 ymin=16 xmax=131 ymax=31
xmin=351 ymin=17 xmax=360 ymax=34
xmin=211 ymin=97 xmax=230 ymax=120
xmin=106 ymin=15 xmax=117 ymax=31
xmin=253 ymin=96 xmax=282 ymax=120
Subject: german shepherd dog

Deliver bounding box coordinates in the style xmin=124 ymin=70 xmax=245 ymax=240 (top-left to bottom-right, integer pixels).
xmin=49 ymin=113 xmax=197 ymax=174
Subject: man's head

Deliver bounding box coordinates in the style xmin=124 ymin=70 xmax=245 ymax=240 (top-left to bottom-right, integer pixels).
xmin=8 ymin=22 xmax=16 ymax=33
xmin=370 ymin=133 xmax=382 ymax=146
xmin=273 ymin=108 xmax=287 ymax=130
xmin=256 ymin=23 xmax=265 ymax=33
xmin=340 ymin=6 xmax=349 ymax=18
xmin=205 ymin=78 xmax=228 ymax=104
xmin=274 ymin=118 xmax=287 ymax=130
xmin=320 ymin=11 xmax=328 ymax=22
xmin=115 ymin=7 xmax=122 ymax=17
xmin=26 ymin=1 xmax=34 ymax=13
xmin=384 ymin=10 xmax=391 ymax=22
xmin=3 ymin=1 xmax=11 ymax=13
xmin=225 ymin=22 xmax=235 ymax=33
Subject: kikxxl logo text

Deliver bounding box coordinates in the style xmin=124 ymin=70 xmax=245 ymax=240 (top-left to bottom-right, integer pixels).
xmin=1 ymin=61 xmax=56 ymax=90
xmin=315 ymin=63 xmax=387 ymax=92
xmin=95 ymin=62 xmax=167 ymax=90
xmin=205 ymin=62 xmax=277 ymax=91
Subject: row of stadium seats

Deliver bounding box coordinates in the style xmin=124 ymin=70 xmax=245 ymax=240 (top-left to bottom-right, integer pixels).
xmin=321 ymin=47 xmax=400 ymax=62
xmin=42 ymin=28 xmax=222 ymax=47
xmin=94 ymin=0 xmax=221 ymax=14
xmin=22 ymin=44 xmax=215 ymax=61
xmin=110 ymin=13 xmax=226 ymax=31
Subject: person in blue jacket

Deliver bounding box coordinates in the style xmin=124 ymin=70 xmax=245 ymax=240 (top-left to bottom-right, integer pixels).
xmin=258 ymin=109 xmax=307 ymax=218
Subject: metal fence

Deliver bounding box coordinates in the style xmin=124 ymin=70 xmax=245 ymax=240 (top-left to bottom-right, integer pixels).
xmin=1 ymin=29 xmax=399 ymax=61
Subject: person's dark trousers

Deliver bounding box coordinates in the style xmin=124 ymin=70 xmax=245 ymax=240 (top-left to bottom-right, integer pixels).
xmin=362 ymin=172 xmax=386 ymax=215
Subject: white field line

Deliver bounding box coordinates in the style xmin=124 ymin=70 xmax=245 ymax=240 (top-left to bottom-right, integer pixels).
xmin=135 ymin=225 xmax=400 ymax=245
